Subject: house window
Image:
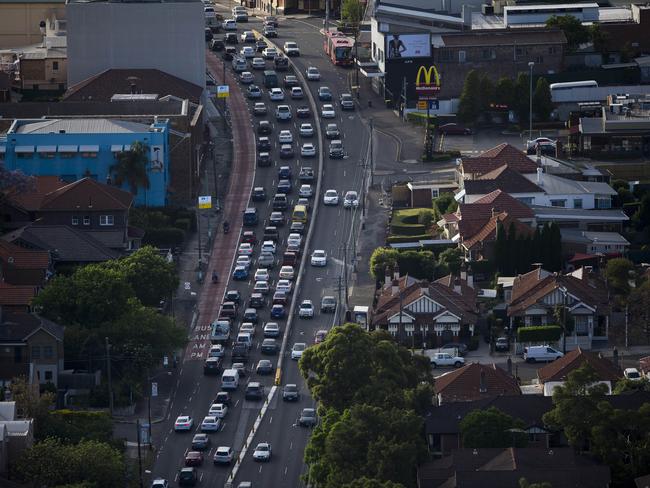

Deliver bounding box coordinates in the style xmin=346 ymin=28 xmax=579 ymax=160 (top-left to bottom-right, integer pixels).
xmin=438 ymin=49 xmax=452 ymax=62
xmin=482 ymin=49 xmax=496 ymax=60
xmin=596 ymin=198 xmax=611 ymax=209
xmin=44 ymin=371 xmax=53 ymax=381
xmin=83 ymin=216 xmax=90 ymax=226
xmin=71 ymin=216 xmax=79 ymax=226
xmin=32 ymin=346 xmax=41 ymax=359
xmin=535 ymin=55 xmax=544 ymax=63
xmin=14 ymin=346 xmax=22 ymax=363
xmin=43 ymin=345 xmax=54 ymax=358
xmin=53 ymin=61 xmax=59 ymax=70
xmin=516 ymin=197 xmax=535 ymax=205
xmin=550 ymin=199 xmax=566 ymax=207
xmin=100 ymin=215 xmax=114 ymax=226
xmin=458 ymin=50 xmax=466 ymax=63
xmin=573 ymin=199 xmax=583 ymax=209
xmin=548 ymin=46 xmax=558 ymax=55
xmin=387 ymin=323 xmax=397 ymax=336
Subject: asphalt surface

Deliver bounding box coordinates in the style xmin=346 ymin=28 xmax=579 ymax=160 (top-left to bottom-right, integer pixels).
xmin=150 ymin=10 xmax=369 ymax=488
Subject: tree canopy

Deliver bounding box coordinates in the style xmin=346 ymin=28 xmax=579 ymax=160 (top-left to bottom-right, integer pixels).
xmin=109 ymin=140 xmax=150 ymax=195
xmin=460 ymin=407 xmax=528 ymax=448
xmin=369 ymin=248 xmax=436 ymax=283
xmin=605 ymin=257 xmax=634 ymax=296
xmin=545 ymin=15 xmax=590 ymax=51
xmin=341 ymin=0 xmax=364 ymax=24
xmin=533 ymin=78 xmax=553 ymax=122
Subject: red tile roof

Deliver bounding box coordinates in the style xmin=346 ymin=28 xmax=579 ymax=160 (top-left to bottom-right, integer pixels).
xmin=537 ymin=347 xmax=622 ymax=383
xmin=462 ymin=212 xmax=534 ymax=250
xmin=463 ymin=165 xmax=543 ymax=196
xmin=0 ymin=283 xmax=36 ymax=306
xmin=5 ymin=176 xmax=68 ymax=212
xmin=470 ymin=190 xmax=535 ymax=219
xmin=434 ymin=363 xmax=521 ymax=403
xmin=460 ymin=144 xmax=539 ymax=178
xmin=0 ymin=241 xmax=50 ymax=269
xmin=40 ymin=177 xmax=133 ymax=211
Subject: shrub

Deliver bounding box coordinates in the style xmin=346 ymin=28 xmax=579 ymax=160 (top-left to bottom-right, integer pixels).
xmin=517 ymin=325 xmax=562 ymax=343
xmin=174 ymin=218 xmax=192 ymax=232
xmin=143 ymin=227 xmax=185 ymax=248
xmin=468 ymin=336 xmax=479 ymax=351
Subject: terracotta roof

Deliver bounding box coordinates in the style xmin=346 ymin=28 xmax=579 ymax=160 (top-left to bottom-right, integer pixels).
xmin=434 ymin=363 xmax=521 ymax=403
xmin=5 ymin=176 xmax=68 ymax=212
xmin=0 ymin=241 xmax=50 ymax=269
xmin=508 ymin=271 xmax=610 ymax=316
xmin=640 ymin=356 xmax=650 ymax=375
xmin=509 ymin=267 xmax=550 ymax=303
xmin=40 ymin=177 xmax=133 ymax=211
xmin=441 ymin=212 xmax=459 ymax=223
xmin=0 ymin=283 xmax=36 ymax=306
xmin=537 ymin=347 xmax=622 ymax=383
xmin=470 ymin=190 xmax=535 ymax=219
xmin=460 ymin=143 xmax=539 ymax=177
xmin=462 ymin=212 xmax=534 ymax=250
xmin=63 ymin=68 xmax=203 ymax=103
xmin=464 ymin=165 xmax=543 ymax=195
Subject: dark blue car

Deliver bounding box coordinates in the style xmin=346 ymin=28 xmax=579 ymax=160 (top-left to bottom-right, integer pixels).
xmin=278 ymin=166 xmax=292 ymax=179
xmin=270 ymin=304 xmax=285 ymax=319
xmin=233 ymin=266 xmax=249 ymax=280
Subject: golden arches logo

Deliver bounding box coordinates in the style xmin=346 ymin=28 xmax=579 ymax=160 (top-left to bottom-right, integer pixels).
xmin=415 ymin=65 xmax=441 ymax=91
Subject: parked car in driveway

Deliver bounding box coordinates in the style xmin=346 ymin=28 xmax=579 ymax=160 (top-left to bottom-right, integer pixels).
xmin=438 ymin=123 xmax=472 ymax=135
xmin=430 ymin=352 xmax=465 ymax=368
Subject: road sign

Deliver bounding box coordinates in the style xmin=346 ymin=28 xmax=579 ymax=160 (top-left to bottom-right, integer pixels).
xmin=198 ymin=195 xmax=212 ymax=209
xmin=417 ymin=101 xmax=427 ymax=110
xmin=429 ymin=100 xmax=439 ymax=110
xmin=217 ymin=85 xmax=229 ymax=98
xmin=151 ymin=382 xmax=158 ymax=397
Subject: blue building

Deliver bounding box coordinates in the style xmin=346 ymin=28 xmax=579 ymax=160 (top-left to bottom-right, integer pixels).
xmin=0 ymin=118 xmax=170 ymax=206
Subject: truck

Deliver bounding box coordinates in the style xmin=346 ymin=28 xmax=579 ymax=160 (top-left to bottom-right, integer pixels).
xmin=210 ymin=319 xmax=231 ymax=344
xmin=430 ymin=352 xmax=465 ymax=368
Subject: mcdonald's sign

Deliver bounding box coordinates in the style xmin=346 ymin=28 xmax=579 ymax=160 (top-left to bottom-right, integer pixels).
xmin=415 ymin=65 xmax=441 ymax=95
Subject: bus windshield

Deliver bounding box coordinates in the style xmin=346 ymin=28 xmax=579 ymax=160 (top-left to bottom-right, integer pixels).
xmin=335 ymin=47 xmax=352 ymax=61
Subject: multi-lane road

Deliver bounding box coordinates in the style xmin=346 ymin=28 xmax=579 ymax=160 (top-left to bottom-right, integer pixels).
xmin=151 ymin=8 xmax=369 ymax=488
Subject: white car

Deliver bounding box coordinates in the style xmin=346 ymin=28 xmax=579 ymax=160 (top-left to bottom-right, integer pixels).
xmin=430 ymin=352 xmax=465 ymax=368
xmin=276 ymin=279 xmax=293 ymax=295
xmin=201 ymin=416 xmax=222 ymax=432
xmin=291 ymin=342 xmax=306 ymax=360
xmin=213 ymin=446 xmax=234 ymax=464
xmin=240 ymin=31 xmax=255 ymax=42
xmin=301 ymin=143 xmax=316 ymax=157
xmin=344 ymin=191 xmax=359 ymax=208
xmin=298 ymin=300 xmax=314 ymax=318
xmin=240 ymin=322 xmax=256 ymax=336
xmin=264 ymin=322 xmax=280 ymax=337
xmin=209 ymin=403 xmax=228 ymax=418
xmin=321 ymin=104 xmax=335 ymax=118
xmin=251 ymin=57 xmax=266 ymax=70
xmin=236 ymin=255 xmax=252 ymax=269
xmin=279 ymin=265 xmax=295 ymax=280
xmin=262 ymin=47 xmax=278 ymax=59
xmin=174 ymin=415 xmax=193 ymax=431
xmin=269 ymin=87 xmax=285 ymax=101
xmin=299 ymin=123 xmax=314 ymax=137
xmin=261 ymin=240 xmax=277 ymax=254
xmin=240 ymin=46 xmax=255 ymax=58
xmin=252 ymin=442 xmax=272 ymax=462
xmin=278 ymin=130 xmax=293 ymax=143
xmin=287 ymin=233 xmax=302 ymax=247
xmin=323 ymin=189 xmax=339 ymax=205
xmin=208 ymin=344 xmax=225 ymax=358
xmin=254 ymin=268 xmax=270 ymax=282
xmin=624 ymin=367 xmax=642 ymax=380
xmin=238 ymin=243 xmax=254 ymax=255
xmin=310 ymin=250 xmax=327 ymax=266
xmin=306 ymin=66 xmax=320 ymax=81
xmin=223 ymin=19 xmax=237 ymax=30
xmin=291 ymin=86 xmax=304 ymax=99
xmin=283 ymin=41 xmax=300 ymax=56
xmin=253 ymin=280 xmax=269 ymax=295
xmin=299 ymin=184 xmax=313 ymax=198
xmin=239 ymin=71 xmax=254 ymax=84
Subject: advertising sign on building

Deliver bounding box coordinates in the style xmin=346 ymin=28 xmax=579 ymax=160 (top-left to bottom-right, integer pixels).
xmin=385 ymin=34 xmax=431 ymax=59
xmin=384 ymin=57 xmax=442 ymax=103
xmin=198 ymin=195 xmax=212 ymax=209
xmin=415 ymin=65 xmax=441 ymax=96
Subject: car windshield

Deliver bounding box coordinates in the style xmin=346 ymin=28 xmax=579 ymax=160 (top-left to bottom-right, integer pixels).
xmin=294 ymin=344 xmax=305 ymax=351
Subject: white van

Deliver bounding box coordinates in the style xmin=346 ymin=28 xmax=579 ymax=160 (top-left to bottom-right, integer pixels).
xmin=524 ymin=345 xmax=564 ymax=363
xmin=221 ymin=368 xmax=240 ymax=390
xmin=237 ymin=332 xmax=252 ymax=350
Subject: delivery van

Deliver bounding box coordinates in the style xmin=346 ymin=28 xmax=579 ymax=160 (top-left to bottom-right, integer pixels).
xmin=221 ymin=368 xmax=240 ymax=390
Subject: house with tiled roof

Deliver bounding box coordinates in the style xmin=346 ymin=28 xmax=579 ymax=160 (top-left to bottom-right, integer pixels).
xmin=371 ymin=267 xmax=478 ymax=348
xmin=0 ymin=283 xmax=37 ymax=313
xmin=433 ymin=362 xmax=521 ymax=405
xmin=508 ymin=267 xmax=611 ymax=350
xmin=0 ymin=240 xmax=51 ymax=286
xmin=458 ymin=143 xmax=540 ymax=180
xmin=536 ymin=347 xmax=622 ymax=396
xmin=458 ymin=165 xmax=545 ymax=204
xmin=461 ymin=212 xmax=534 ymax=261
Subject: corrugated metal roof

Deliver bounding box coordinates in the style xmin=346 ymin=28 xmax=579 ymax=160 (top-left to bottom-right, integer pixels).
xmin=15 ymin=118 xmax=150 ymax=134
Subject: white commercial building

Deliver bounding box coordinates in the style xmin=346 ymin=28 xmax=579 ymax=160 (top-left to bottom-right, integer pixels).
xmin=66 ymin=0 xmax=205 ymax=88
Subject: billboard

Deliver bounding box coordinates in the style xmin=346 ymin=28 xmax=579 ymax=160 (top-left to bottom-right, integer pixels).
xmin=385 ymin=34 xmax=431 ymax=59
xmin=384 ymin=58 xmax=442 ymax=103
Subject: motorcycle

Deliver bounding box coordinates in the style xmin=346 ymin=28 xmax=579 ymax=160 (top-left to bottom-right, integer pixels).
xmin=223 ymin=221 xmax=230 ymax=234
xmin=212 ymin=271 xmax=219 ymax=284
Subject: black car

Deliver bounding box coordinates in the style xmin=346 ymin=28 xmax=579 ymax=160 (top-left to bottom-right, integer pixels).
xmin=249 ymin=293 xmax=265 ymax=308
xmin=329 ymin=141 xmax=344 ymax=159
xmin=245 ymin=381 xmax=264 ymax=400
xmin=179 ymin=467 xmax=197 ymax=486
xmin=274 ymin=55 xmax=289 ymax=71
xmin=252 ymin=187 xmax=266 ymax=201
xmin=256 ymin=40 xmax=268 ymax=52
xmin=225 ymin=290 xmax=241 ymax=303
xmin=261 ymin=338 xmax=278 ymax=355
xmin=296 ymin=106 xmax=311 ymax=118
xmin=222 ymin=46 xmax=237 ymax=61
xmin=264 ymin=27 xmax=278 ymax=38
xmin=203 ymin=357 xmax=222 ymax=375
xmin=278 ymin=166 xmax=292 ymax=179
xmin=269 ymin=211 xmax=285 ymax=226
xmin=290 ymin=221 xmax=304 ymax=234
xmin=325 ymin=123 xmax=340 ymax=139
xmin=257 ymin=136 xmax=271 ymax=151
xmin=495 ymin=337 xmax=510 ymax=352
xmin=284 ymin=75 xmax=299 ymax=88
xmin=215 ymin=391 xmax=231 ymax=405
xmin=279 ymin=144 xmax=294 ymax=159
xmin=224 ymin=33 xmax=239 ymax=44
xmin=243 ymin=308 xmax=258 ymax=324
xmin=232 ymin=342 xmax=249 ymax=361
xmin=277 ymin=179 xmax=292 ymax=194
xmin=298 ymin=167 xmax=314 ymax=181
xmin=257 ymin=120 xmax=272 ymax=135
xmin=210 ymin=38 xmax=225 ymax=51
xmin=257 ymin=152 xmax=272 ymax=167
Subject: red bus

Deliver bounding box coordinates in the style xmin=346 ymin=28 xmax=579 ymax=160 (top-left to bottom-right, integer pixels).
xmin=323 ymin=30 xmax=354 ymax=66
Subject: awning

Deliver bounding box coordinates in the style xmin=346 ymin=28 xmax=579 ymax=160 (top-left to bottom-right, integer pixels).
xmin=58 ymin=145 xmax=78 ymax=153
xmin=14 ymin=145 xmax=35 ymax=153
xmin=110 ymin=145 xmax=124 ymax=152
xmin=37 ymin=145 xmax=57 ymax=153
xmin=79 ymin=145 xmax=99 ymax=152
xmin=360 ymin=66 xmax=384 ymax=78
xmin=0 ymin=146 xmax=6 ymax=154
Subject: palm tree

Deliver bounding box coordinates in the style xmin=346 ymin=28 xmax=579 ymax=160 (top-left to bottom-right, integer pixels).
xmin=109 ymin=140 xmax=150 ymax=195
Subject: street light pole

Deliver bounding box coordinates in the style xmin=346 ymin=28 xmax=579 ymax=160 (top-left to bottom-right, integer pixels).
xmin=528 ymin=61 xmax=534 ymax=139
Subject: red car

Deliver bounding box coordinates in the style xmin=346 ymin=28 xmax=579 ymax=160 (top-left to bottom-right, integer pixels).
xmin=272 ymin=291 xmax=288 ymax=306
xmin=438 ymin=123 xmax=472 ymax=135
xmin=185 ymin=451 xmax=204 ymax=466
xmin=241 ymin=231 xmax=257 ymax=244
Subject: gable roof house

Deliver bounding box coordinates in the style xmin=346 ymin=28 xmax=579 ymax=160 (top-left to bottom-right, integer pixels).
xmin=458 ymin=143 xmax=540 ymax=181
xmin=371 ymin=266 xmax=478 ymax=349
xmin=457 ymin=165 xmax=545 ymax=204
xmin=433 ymin=362 xmax=521 ymax=405
xmin=508 ymin=267 xmax=611 ymax=351
xmin=0 ymin=240 xmax=51 ymax=287
xmin=537 ymin=347 xmax=622 ymax=396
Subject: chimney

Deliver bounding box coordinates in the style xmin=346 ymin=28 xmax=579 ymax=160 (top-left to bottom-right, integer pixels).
xmin=393 ymin=264 xmax=400 ymax=281
xmin=479 ymin=369 xmax=487 ymax=393
xmin=384 ymin=266 xmax=391 ymax=286
xmin=467 ymin=265 xmax=474 ymax=289
xmin=420 ymin=280 xmax=429 ymax=296
xmin=453 ymin=276 xmax=462 ymax=294
xmin=391 ymin=279 xmax=400 ymax=296
xmin=491 ymin=207 xmax=496 ymax=218
xmin=536 ymin=167 xmax=543 ymax=185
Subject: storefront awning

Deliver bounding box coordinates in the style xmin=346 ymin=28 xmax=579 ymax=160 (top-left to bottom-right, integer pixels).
xmin=58 ymin=145 xmax=78 ymax=153
xmin=14 ymin=145 xmax=35 ymax=153
xmin=79 ymin=145 xmax=99 ymax=152
xmin=360 ymin=66 xmax=384 ymax=78
xmin=110 ymin=145 xmax=124 ymax=152
xmin=37 ymin=145 xmax=57 ymax=153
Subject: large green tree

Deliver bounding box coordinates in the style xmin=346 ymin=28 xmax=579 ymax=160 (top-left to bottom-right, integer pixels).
xmin=514 ymin=72 xmax=531 ymax=127
xmin=628 ymin=280 xmax=650 ymax=343
xmin=457 ymin=70 xmax=482 ymax=123
xmin=343 ymin=478 xmax=405 ymax=488
xmin=9 ymin=376 xmax=55 ymax=434
xmin=605 ymin=257 xmax=634 ymax=295
xmin=369 ymin=248 xmax=436 ymax=282
xmin=533 ymin=78 xmax=553 ymax=122
xmin=341 ymin=0 xmax=364 ymax=24
xmin=13 ymin=438 xmax=125 ymax=488
xmin=437 ymin=247 xmax=462 ymax=276
xmin=545 ymin=15 xmax=590 ymax=52
xmin=109 ymin=140 xmax=150 ymax=196
xmin=37 ymin=410 xmax=114 ymax=444
xmin=494 ymin=77 xmax=515 ymax=110
xmin=460 ymin=407 xmax=528 ymax=448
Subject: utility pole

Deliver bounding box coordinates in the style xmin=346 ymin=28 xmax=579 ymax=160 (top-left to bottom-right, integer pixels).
xmin=324 ymin=0 xmax=329 ymax=32
xmin=625 ymin=304 xmax=629 ymax=349
xmin=342 ymin=243 xmax=349 ymax=311
xmin=400 ymin=77 xmax=407 ymax=120
xmin=136 ymin=419 xmax=144 ymax=488
xmin=369 ymin=117 xmax=374 ymax=186
xmin=105 ymin=337 xmax=113 ymax=416
xmin=528 ymin=61 xmax=535 ymax=139
xmin=335 ymin=275 xmax=344 ymax=325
